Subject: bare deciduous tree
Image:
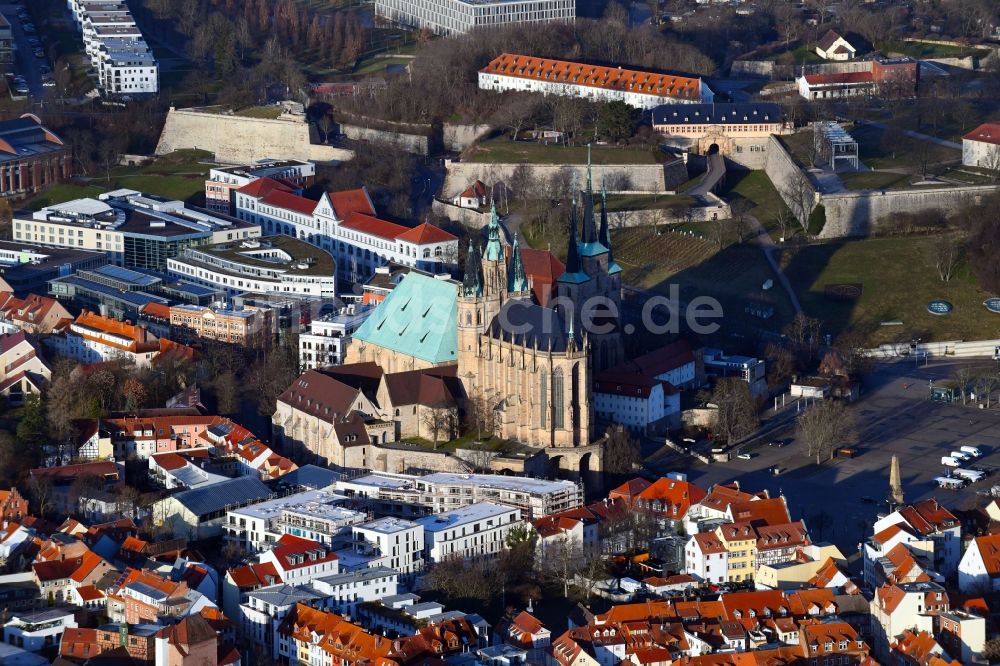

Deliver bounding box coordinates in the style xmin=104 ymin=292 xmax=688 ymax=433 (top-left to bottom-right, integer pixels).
xmin=711 ymin=378 xmax=759 ymax=444
xmin=928 ymin=233 xmax=965 ymax=282
xmin=796 ymin=400 xmax=856 ymax=464
xmin=603 ymin=425 xmax=641 ymax=474
xmin=422 ymin=405 xmax=458 ymax=447
xmin=782 ymin=170 xmax=816 ymax=232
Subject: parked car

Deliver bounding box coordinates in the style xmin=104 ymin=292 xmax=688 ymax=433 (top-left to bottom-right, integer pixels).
xmin=942 ymin=456 xmax=961 ymax=467
xmin=768 ymin=440 xmax=786 ymax=448
xmin=837 ymin=448 xmax=856 ymax=458
xmin=41 ymin=77 xmax=55 ymax=87
xmin=737 ymin=453 xmax=753 ymax=460
xmin=961 ymin=445 xmax=983 ymax=457
xmin=33 ymin=48 xmax=44 ymax=58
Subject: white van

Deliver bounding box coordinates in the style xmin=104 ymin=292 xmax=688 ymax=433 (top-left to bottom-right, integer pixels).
xmin=953 ymin=468 xmax=985 ymax=483
xmin=961 ymin=445 xmax=983 ymax=457
xmin=942 ymin=456 xmax=961 ymax=467
xmin=951 ymin=451 xmax=970 ymax=461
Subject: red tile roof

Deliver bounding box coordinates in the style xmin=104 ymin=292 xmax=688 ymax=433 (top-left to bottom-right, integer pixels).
xmin=237 ymin=177 xmax=294 ymax=198
xmin=963 ymin=121 xmax=1000 ymax=147
xmin=271 ymin=534 xmax=339 ymax=572
xmin=329 ymin=188 xmax=375 ymax=219
xmin=75 ymin=584 xmax=105 ymax=601
xmin=971 ymin=533 xmax=1000 ymax=577
xmin=396 ymin=222 xmax=457 ymax=245
xmin=228 ymin=562 xmax=281 ymax=588
xmin=803 ymin=71 xmax=873 ymax=85
xmin=262 ymin=189 xmax=319 ymax=216
xmin=482 ymin=53 xmax=704 ymax=101
xmin=340 ymin=211 xmax=410 ymax=240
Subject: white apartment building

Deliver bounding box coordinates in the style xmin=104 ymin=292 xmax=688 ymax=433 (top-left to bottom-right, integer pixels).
xmin=299 ymin=304 xmax=375 ymax=370
xmin=66 ymin=0 xmax=158 ymax=95
xmin=352 ymin=517 xmax=424 ymax=578
xmin=479 ymin=54 xmax=713 ymax=109
xmin=166 ymin=236 xmax=336 ymax=299
xmin=233 ymin=185 xmax=457 ymax=284
xmin=13 ymin=190 xmax=260 ymax=271
xmin=685 ymin=532 xmax=728 ymax=584
xmin=3 ymin=609 xmax=77 ymax=653
xmin=375 ymin=0 xmax=574 ymax=35
xmin=242 ymin=568 xmax=398 ymax=660
xmin=224 ymin=489 xmax=362 ymax=553
xmin=593 ymin=373 xmax=678 ymax=435
xmin=415 ymin=502 xmax=522 ymax=562
xmin=337 ymin=472 xmax=583 ymax=520
xmin=206 ymin=161 xmax=315 ymax=214
xmin=872 ymin=499 xmax=962 ymax=576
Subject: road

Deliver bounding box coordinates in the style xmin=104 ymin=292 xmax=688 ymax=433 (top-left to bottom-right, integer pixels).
xmin=647 ymin=359 xmax=1000 ymax=555
xmin=688 ymin=151 xmax=725 ymax=197
xmin=745 ymin=214 xmax=803 ymax=315
xmin=1 ymin=2 xmax=49 ymax=99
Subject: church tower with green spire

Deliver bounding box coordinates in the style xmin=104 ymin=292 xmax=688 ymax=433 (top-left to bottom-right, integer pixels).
xmin=555 ymin=148 xmax=625 ymax=371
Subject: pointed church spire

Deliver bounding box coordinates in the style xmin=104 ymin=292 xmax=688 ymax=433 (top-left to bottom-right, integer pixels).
xmin=462 ymin=239 xmax=483 ymax=297
xmin=563 ymin=195 xmax=582 ymax=277
xmin=507 ymin=232 xmax=528 ymax=294
xmin=580 ymin=146 xmax=598 ymax=245
xmin=586 ymin=144 xmax=593 ymax=194
xmin=567 ymin=318 xmax=576 ymax=353
xmin=484 ymin=201 xmax=503 ymax=263
xmin=600 ymin=185 xmax=623 ymax=275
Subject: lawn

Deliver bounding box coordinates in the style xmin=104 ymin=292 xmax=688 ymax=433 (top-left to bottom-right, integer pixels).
xmin=780 ymin=235 xmax=1000 ymax=343
xmin=851 ymin=124 xmax=961 ymax=171
xmin=718 ymin=169 xmax=793 ymax=231
xmin=763 ymin=42 xmax=825 ymax=65
xmin=839 ymin=171 xmax=911 ymax=191
xmin=25 ymin=184 xmax=105 ymax=211
xmin=464 ymin=138 xmax=665 ymax=165
xmin=605 ymin=193 xmax=696 ymax=211
xmin=352 ymin=55 xmax=413 ymax=75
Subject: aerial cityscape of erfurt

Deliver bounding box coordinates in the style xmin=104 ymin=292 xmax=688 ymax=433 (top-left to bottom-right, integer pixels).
xmin=0 ymin=0 xmax=997 ymax=664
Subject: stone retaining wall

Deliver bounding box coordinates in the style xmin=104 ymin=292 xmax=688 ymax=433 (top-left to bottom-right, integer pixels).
xmin=340 ymin=123 xmax=431 ymax=155
xmin=443 ymin=159 xmax=688 ymax=198
xmin=156 ymin=108 xmax=353 ymax=164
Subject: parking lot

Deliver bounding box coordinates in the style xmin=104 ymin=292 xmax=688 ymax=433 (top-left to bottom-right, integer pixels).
xmin=653 ymin=359 xmax=1000 ymax=556
xmin=3 ymin=1 xmax=55 ymax=98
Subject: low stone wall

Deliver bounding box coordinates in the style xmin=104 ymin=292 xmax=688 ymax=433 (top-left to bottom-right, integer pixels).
xmin=346 ymin=444 xmax=473 ymax=474
xmin=730 ymin=60 xmax=775 ymax=78
xmin=156 ymin=107 xmax=353 ymax=164
xmin=819 ymin=185 xmax=1000 ymax=237
xmin=443 ymin=159 xmax=687 ymax=198
xmin=340 ymin=123 xmax=430 ymax=155
xmin=431 ymin=199 xmax=493 ymax=228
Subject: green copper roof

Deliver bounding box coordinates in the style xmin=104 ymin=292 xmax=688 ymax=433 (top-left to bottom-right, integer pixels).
xmin=484 ymin=202 xmax=503 ymax=263
xmin=352 ymin=273 xmax=458 ymax=364
xmin=507 ymin=233 xmax=528 ymax=293
xmin=462 ymin=240 xmax=483 ymax=297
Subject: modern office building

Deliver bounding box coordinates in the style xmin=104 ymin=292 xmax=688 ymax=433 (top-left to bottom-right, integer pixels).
xmin=0 ymin=241 xmax=106 ymax=295
xmin=166 ymin=236 xmax=337 ymax=299
xmin=0 ymin=115 xmax=71 ymax=199
xmin=375 ymin=0 xmax=574 ymax=35
xmin=48 ymin=264 xmax=170 ymax=320
xmin=13 ymin=190 xmax=260 ymax=271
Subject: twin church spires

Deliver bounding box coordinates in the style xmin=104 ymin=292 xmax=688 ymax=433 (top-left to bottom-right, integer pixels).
xmin=462 ymin=146 xmax=620 ymax=313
